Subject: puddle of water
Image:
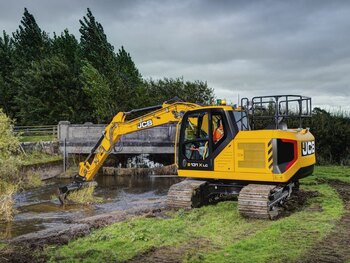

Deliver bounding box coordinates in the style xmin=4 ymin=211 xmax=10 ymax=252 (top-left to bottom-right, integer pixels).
xmin=0 ymin=174 xmax=181 ymax=239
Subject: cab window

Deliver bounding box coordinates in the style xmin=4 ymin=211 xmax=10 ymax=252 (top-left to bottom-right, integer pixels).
xmin=233 ymin=111 xmax=249 ymax=130
xmin=182 ymin=112 xmax=210 ymax=160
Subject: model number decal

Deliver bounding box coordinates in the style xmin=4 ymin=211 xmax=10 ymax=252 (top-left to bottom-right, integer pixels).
xmin=302 ymin=141 xmax=315 ymax=156
xmin=187 ymin=162 xmax=209 ymax=168
xmin=137 ymin=120 xmax=153 ymax=129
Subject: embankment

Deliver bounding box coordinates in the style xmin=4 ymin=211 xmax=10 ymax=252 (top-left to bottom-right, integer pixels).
xmin=21 ymin=159 xmax=63 ymax=180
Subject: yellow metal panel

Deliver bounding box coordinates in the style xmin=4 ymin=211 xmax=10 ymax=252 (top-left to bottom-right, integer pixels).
xmin=177 ymin=169 xmax=275 ymax=182
xmin=237 ymin=142 xmax=265 ymax=168
xmin=234 ymin=138 xmax=271 ymax=175
xmin=214 ymin=141 xmax=234 ymax=172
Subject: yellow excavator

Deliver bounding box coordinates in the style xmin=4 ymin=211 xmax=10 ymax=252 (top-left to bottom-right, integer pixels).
xmin=58 ymin=95 xmax=315 ymax=219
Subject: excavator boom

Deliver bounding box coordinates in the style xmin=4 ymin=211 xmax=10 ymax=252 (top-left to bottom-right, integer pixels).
xmin=58 ymin=101 xmax=199 ymax=203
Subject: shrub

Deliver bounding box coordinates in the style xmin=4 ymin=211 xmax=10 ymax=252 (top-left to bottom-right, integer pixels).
xmin=0 ymin=109 xmax=21 ymax=222
xmin=0 ymin=181 xmax=17 ymax=222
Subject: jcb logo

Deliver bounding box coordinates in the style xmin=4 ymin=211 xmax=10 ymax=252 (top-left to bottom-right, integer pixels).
xmin=302 ymin=141 xmax=315 ymax=156
xmin=137 ymin=120 xmax=153 ymax=129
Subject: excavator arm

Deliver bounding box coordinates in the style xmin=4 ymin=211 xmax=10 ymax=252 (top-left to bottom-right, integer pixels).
xmin=58 ymin=101 xmax=199 ymax=204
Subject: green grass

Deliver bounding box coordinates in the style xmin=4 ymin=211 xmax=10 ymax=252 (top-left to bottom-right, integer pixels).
xmin=0 ymin=242 xmax=7 ymax=250
xmin=313 ymin=165 xmax=350 ymax=183
xmin=48 ymin=202 xmax=271 ymax=262
xmin=198 ymin=184 xmax=343 ymax=263
xmin=47 ymin=166 xmax=347 ymax=263
xmin=19 ymin=135 xmax=57 ymax=142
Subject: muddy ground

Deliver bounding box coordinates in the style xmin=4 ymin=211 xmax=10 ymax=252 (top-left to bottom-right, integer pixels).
xmin=1 ymin=180 xmax=349 ymax=263
xmin=0 ymin=203 xmax=166 ymax=263
xmin=299 ymin=180 xmax=350 ymax=263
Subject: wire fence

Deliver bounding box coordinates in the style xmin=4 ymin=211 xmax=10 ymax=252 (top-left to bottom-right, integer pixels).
xmin=13 ymin=125 xmax=58 ymax=138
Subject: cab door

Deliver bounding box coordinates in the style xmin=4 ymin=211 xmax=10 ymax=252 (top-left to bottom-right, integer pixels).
xmin=178 ymin=109 xmax=235 ymax=171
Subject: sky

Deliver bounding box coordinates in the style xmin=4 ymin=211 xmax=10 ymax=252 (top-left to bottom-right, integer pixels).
xmin=1 ymin=0 xmax=350 ymax=111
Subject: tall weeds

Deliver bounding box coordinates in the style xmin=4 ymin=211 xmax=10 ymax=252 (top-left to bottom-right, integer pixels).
xmin=66 ymin=183 xmax=103 ymax=204
xmin=0 ymin=182 xmax=17 ymax=222
xmin=0 ymin=109 xmax=21 ymax=222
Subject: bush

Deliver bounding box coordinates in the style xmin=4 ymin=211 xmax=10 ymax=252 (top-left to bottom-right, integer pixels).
xmin=0 ymin=109 xmax=21 ymax=222
xmin=0 ymin=109 xmax=20 ymax=159
xmin=310 ymin=108 xmax=350 ymax=165
xmin=248 ymin=107 xmax=350 ymax=165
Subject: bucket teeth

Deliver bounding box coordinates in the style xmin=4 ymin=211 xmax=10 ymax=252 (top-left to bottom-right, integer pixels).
xmin=58 ymin=192 xmax=67 ymax=205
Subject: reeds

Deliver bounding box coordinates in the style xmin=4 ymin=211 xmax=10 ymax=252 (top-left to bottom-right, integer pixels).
xmin=0 ymin=182 xmax=17 ymax=222
xmin=24 ymin=170 xmax=43 ymax=188
xmin=66 ymin=183 xmax=103 ymax=204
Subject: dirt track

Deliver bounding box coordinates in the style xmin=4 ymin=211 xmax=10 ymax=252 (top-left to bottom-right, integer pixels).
xmin=299 ymin=180 xmax=350 ymax=263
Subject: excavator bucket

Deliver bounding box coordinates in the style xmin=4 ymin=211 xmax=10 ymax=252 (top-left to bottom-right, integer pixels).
xmin=57 ymin=180 xmax=83 ymax=205
xmin=57 ymin=175 xmax=94 ymax=205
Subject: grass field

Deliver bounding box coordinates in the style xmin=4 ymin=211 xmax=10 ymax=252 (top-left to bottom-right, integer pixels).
xmin=44 ymin=165 xmax=349 ymax=263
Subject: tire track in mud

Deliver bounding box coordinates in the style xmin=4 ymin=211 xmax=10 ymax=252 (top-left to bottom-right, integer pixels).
xmin=299 ymin=180 xmax=350 ymax=263
xmin=125 ymin=239 xmax=212 ymax=263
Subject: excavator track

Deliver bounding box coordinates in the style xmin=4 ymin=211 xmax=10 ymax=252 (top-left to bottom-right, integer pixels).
xmin=168 ymin=180 xmax=296 ymax=219
xmin=167 ymin=179 xmax=207 ymax=209
xmin=238 ymin=184 xmax=286 ymax=219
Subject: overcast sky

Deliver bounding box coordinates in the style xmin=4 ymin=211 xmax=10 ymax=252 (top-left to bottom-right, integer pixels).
xmin=1 ymin=0 xmax=350 ymax=111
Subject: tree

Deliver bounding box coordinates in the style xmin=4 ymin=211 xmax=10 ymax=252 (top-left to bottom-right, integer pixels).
xmin=81 ymin=62 xmax=118 ymax=123
xmin=12 ymin=8 xmax=50 ymax=66
xmin=52 ymin=30 xmax=91 ymax=123
xmin=143 ymin=77 xmax=215 ymax=106
xmin=0 ymin=31 xmax=15 ymax=118
xmin=11 ymin=8 xmax=51 ymax=123
xmin=79 ymin=8 xmax=117 ymax=77
xmin=310 ymin=108 xmax=350 ymax=165
xmin=115 ymin=46 xmax=142 ymax=111
xmin=52 ymin=29 xmax=80 ymax=69
xmin=16 ymin=56 xmax=89 ymax=125
xmin=79 ymin=9 xmax=144 ymax=118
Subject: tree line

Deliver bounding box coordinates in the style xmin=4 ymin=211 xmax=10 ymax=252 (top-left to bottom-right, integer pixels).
xmin=309 ymin=108 xmax=349 ymax=165
xmin=0 ymin=8 xmax=214 ymax=125
xmin=0 ymin=8 xmax=348 ymax=165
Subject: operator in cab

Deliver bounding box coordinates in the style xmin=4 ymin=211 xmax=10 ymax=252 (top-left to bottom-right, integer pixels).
xmin=213 ymin=118 xmax=224 ymax=143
